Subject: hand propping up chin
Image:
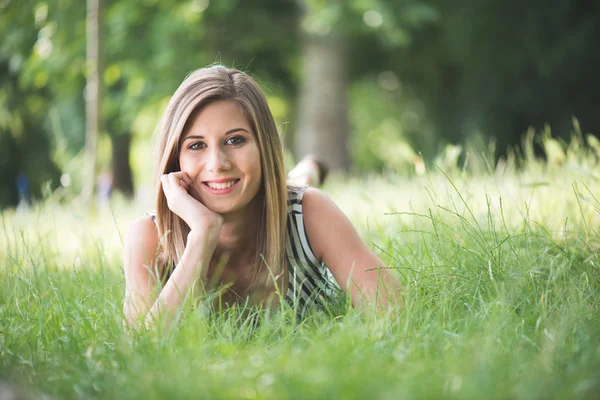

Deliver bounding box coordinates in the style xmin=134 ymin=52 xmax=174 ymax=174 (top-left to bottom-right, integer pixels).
xmin=160 ymin=172 xmax=223 ymax=243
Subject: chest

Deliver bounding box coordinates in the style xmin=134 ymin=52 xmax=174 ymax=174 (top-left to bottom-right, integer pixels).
xmin=205 ymin=256 xmax=287 ymax=308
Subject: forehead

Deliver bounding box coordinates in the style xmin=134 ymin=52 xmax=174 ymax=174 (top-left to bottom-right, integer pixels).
xmin=182 ymin=100 xmax=251 ymax=138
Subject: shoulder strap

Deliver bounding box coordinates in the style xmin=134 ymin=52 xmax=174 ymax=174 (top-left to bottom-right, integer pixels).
xmin=287 ymin=185 xmax=308 ymax=205
xmin=145 ymin=211 xmax=157 ymax=224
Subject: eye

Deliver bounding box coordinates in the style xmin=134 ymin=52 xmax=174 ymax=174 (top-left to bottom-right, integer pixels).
xmin=226 ymin=136 xmax=246 ymax=146
xmin=189 ymin=141 xmax=206 ymax=150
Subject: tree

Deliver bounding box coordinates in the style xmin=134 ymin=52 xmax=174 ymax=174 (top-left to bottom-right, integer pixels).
xmin=294 ymin=0 xmax=438 ymax=172
xmin=393 ymin=0 xmax=600 ymax=154
xmin=296 ymin=31 xmax=349 ymax=170
xmin=0 ymin=1 xmax=62 ymax=207
xmin=101 ymin=0 xmax=300 ymax=197
xmin=81 ymin=0 xmax=103 ymax=204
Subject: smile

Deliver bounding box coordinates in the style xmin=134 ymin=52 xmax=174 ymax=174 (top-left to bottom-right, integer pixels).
xmin=202 ymin=179 xmax=240 ymax=194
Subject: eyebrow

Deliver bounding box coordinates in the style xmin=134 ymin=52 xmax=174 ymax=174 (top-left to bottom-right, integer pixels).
xmin=182 ymin=128 xmax=250 ymax=142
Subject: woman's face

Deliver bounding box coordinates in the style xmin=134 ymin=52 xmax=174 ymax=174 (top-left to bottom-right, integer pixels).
xmin=178 ymin=100 xmax=262 ymax=215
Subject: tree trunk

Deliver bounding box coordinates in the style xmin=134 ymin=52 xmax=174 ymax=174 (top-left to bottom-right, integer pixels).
xmin=81 ymin=0 xmax=103 ymax=205
xmin=111 ymin=133 xmax=134 ymax=198
xmin=295 ymin=33 xmax=350 ymax=171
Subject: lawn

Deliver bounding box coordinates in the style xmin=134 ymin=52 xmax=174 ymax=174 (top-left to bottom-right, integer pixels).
xmin=1 ymin=149 xmax=599 ymax=399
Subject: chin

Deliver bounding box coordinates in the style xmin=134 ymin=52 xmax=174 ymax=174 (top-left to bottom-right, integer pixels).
xmin=197 ymin=184 xmax=262 ymax=216
xmin=203 ymin=196 xmax=252 ymax=215
xmin=205 ymin=202 xmax=236 ymax=215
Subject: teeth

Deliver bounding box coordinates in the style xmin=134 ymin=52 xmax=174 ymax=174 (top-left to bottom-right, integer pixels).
xmin=206 ymin=180 xmax=236 ymax=190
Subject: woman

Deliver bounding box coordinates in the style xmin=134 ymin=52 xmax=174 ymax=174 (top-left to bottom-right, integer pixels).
xmin=123 ymin=65 xmax=401 ymax=328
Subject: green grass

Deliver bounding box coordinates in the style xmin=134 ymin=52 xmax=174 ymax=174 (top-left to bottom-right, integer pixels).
xmin=1 ymin=155 xmax=600 ymax=399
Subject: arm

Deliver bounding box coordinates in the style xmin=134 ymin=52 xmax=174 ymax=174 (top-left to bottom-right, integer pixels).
xmin=123 ymin=172 xmax=222 ymax=330
xmin=302 ymin=187 xmax=402 ymax=311
xmin=122 ymin=217 xmax=214 ymax=330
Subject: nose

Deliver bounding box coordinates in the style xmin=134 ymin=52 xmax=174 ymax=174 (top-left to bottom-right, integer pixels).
xmin=206 ymin=146 xmax=232 ymax=172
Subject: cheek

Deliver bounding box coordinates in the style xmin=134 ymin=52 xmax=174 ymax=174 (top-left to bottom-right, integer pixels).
xmin=178 ymin=154 xmax=198 ymax=175
xmin=237 ymin=145 xmax=261 ymax=175
xmin=248 ymin=148 xmax=261 ymax=180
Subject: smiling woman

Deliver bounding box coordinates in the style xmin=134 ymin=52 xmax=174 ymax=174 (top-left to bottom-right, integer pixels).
xmin=122 ymin=65 xmax=402 ymax=329
xmin=178 ymin=101 xmax=263 ymax=217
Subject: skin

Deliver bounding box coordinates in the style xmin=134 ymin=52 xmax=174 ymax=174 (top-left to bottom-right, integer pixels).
xmin=177 ymin=100 xmax=263 ymax=258
xmin=123 ymin=100 xmax=401 ymax=329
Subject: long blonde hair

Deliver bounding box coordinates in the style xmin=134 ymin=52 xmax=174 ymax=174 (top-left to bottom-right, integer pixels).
xmin=154 ymin=65 xmax=287 ymax=289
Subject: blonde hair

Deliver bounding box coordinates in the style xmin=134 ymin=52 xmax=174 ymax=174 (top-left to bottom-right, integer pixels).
xmin=154 ymin=65 xmax=287 ymax=289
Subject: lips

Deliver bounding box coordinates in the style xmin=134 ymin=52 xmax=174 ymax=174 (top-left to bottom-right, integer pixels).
xmin=202 ymin=178 xmax=240 ymax=194
xmin=203 ymin=179 xmax=238 ymax=189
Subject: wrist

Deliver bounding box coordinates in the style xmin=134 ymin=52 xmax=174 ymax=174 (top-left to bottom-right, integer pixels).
xmin=187 ymin=230 xmax=208 ymax=246
xmin=183 ymin=231 xmax=212 ymax=276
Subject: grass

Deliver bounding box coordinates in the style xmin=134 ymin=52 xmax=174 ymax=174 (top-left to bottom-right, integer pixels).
xmin=1 ymin=144 xmax=600 ymax=399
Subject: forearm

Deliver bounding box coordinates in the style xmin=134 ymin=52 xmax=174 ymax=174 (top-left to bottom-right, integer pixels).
xmin=372 ymin=270 xmax=403 ymax=311
xmin=350 ymin=266 xmax=404 ymax=313
xmin=144 ymin=233 xmax=212 ymax=329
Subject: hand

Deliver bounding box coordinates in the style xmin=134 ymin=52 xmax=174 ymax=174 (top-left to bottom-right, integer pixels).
xmin=160 ymin=172 xmax=224 ymax=238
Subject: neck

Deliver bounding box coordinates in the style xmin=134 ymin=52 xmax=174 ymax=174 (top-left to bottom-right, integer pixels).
xmin=216 ymin=194 xmax=262 ymax=254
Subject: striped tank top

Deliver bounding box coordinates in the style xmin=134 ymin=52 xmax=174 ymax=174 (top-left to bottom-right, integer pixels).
xmin=148 ymin=186 xmax=342 ymax=314
xmin=284 ymin=186 xmax=341 ymax=314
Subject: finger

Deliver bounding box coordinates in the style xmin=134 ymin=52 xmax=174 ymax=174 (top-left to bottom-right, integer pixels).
xmin=163 ymin=174 xmax=178 ymax=190
xmin=170 ymin=171 xmax=188 ymax=181
xmin=176 ymin=171 xmax=191 ymax=185
xmin=160 ymin=174 xmax=169 ymax=187
xmin=171 ymin=174 xmax=189 ymax=193
xmin=168 ymin=172 xmax=180 ymax=187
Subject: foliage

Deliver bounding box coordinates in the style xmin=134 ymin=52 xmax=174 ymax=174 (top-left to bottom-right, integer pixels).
xmin=391 ymin=0 xmax=600 ymax=152
xmin=0 ymin=0 xmax=64 ymax=207
xmin=348 ymin=78 xmax=425 ymax=174
xmin=3 ymin=0 xmax=600 ymax=205
xmin=0 ymin=0 xmax=303 ymax=205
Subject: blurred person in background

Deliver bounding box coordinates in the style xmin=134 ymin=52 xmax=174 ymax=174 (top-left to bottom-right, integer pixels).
xmin=96 ymin=169 xmax=113 ymax=206
xmin=286 ymin=154 xmax=329 ymax=187
xmin=16 ymin=172 xmax=29 ymax=212
xmin=122 ymin=65 xmax=401 ymax=329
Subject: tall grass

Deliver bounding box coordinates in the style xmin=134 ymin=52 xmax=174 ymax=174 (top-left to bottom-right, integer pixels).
xmin=1 ymin=132 xmax=599 ymax=399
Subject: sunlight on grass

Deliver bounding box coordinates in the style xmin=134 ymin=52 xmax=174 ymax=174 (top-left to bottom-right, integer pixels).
xmin=1 ymin=137 xmax=599 ymax=399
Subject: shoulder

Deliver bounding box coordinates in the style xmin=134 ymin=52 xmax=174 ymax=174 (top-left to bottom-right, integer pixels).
xmin=301 ymin=187 xmax=354 ymax=260
xmin=126 ymin=214 xmax=158 ymax=241
xmin=123 ymin=215 xmax=160 ymax=269
xmin=301 ymin=186 xmax=335 ymax=214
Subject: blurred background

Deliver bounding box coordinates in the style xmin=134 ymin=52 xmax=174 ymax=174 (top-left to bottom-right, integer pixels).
xmin=1 ymin=0 xmax=599 ymax=209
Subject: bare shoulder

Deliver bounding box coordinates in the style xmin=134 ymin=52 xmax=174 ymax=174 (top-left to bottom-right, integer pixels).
xmin=301 ymin=187 xmax=355 ymax=261
xmin=301 ymin=187 xmax=340 ymax=221
xmin=123 ymin=215 xmax=160 ymax=270
xmin=302 ymin=186 xmax=332 ymax=208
